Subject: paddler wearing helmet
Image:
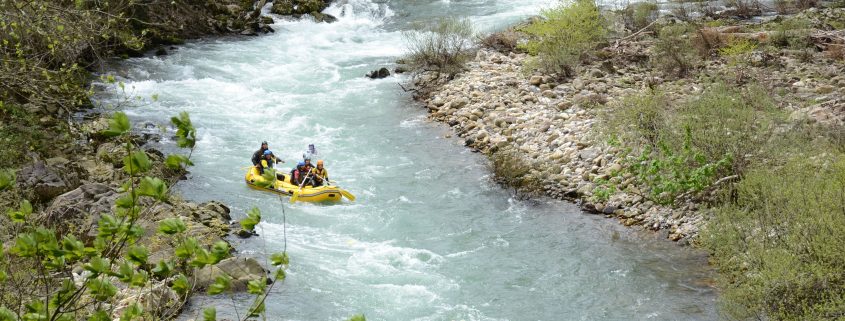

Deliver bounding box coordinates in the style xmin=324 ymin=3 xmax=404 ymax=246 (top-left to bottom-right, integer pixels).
xmin=290 ymin=161 xmax=311 ymax=186
xmin=311 ymin=160 xmax=329 ymax=186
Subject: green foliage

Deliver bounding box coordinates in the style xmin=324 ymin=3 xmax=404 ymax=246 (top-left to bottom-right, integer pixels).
xmin=102 ymin=112 xmax=132 ymax=137
xmin=348 ymin=314 xmax=367 ymax=321
xmin=171 ymin=111 xmax=197 ymax=149
xmin=519 ymin=0 xmax=606 ymax=77
xmin=271 ymin=252 xmax=290 ymax=266
xmin=158 ymin=218 xmax=187 ymax=235
xmin=704 ymin=155 xmax=845 ymax=320
xmin=719 ymin=37 xmax=758 ymax=83
xmin=602 ymin=83 xmax=782 ymax=204
xmin=165 ymin=154 xmax=194 ymax=170
xmin=770 ymin=17 xmax=812 ymax=50
xmin=203 ymin=307 xmax=216 ymax=321
xmin=7 ymin=200 xmax=33 ymax=223
xmin=207 ymin=276 xmax=232 ymax=295
xmin=402 ymin=18 xmax=476 ymax=76
xmin=123 ymin=151 xmax=152 ymax=175
xmin=0 ymin=169 xmax=15 ymax=191
xmin=652 ymin=24 xmax=700 ymax=78
xmin=622 ymin=2 xmax=659 ymax=31
xmin=241 ymin=207 xmax=262 ymax=232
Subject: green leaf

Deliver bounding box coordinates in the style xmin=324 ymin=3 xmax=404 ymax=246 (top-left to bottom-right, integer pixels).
xmin=191 ymin=249 xmax=214 ymax=268
xmin=61 ymin=235 xmax=85 ymax=260
xmin=97 ymin=214 xmax=120 ymax=237
xmin=275 ymin=268 xmax=286 ymax=281
xmin=210 ymin=241 xmax=229 ymax=263
xmin=152 ymin=260 xmax=173 ymax=277
xmin=241 ymin=207 xmax=262 ymax=232
xmin=203 ymin=307 xmax=216 ymax=321
xmin=171 ymin=274 xmax=189 ymax=295
xmin=10 ymin=233 xmax=36 ymax=257
xmin=123 ymin=151 xmax=151 ymax=175
xmin=165 ymin=154 xmax=194 ymax=170
xmin=0 ymin=169 xmax=15 ymax=191
xmin=7 ymin=200 xmax=32 ymax=223
xmin=84 ymin=257 xmax=111 ymax=277
xmin=207 ymin=276 xmax=231 ymax=295
xmin=130 ymin=270 xmax=148 ymax=287
xmin=247 ymin=277 xmax=267 ymax=295
xmin=116 ymin=262 xmax=134 ymax=283
xmin=102 ymin=112 xmax=131 ymax=137
xmin=170 ymin=112 xmax=196 ymax=149
xmin=0 ymin=271 xmax=6 ymax=283
xmin=138 ymin=176 xmax=168 ymax=201
xmin=348 ymin=314 xmax=367 ymax=321
xmin=0 ymin=307 xmax=16 ymax=321
xmin=271 ymin=252 xmax=290 ymax=266
xmin=175 ymin=237 xmax=199 ymax=259
xmin=158 ymin=217 xmax=187 ymax=235
xmin=119 ymin=302 xmax=142 ymax=321
xmin=87 ymin=310 xmax=110 ymax=321
xmin=126 ymin=246 xmax=148 ymax=266
xmin=89 ymin=278 xmax=118 ymax=301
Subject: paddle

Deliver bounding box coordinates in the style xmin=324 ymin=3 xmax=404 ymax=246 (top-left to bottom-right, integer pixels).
xmin=289 ymin=170 xmax=313 ymax=204
xmin=311 ymin=172 xmax=356 ymax=201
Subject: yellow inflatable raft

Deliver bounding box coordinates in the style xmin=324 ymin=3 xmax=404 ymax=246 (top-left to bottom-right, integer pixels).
xmin=244 ymin=166 xmax=349 ymax=203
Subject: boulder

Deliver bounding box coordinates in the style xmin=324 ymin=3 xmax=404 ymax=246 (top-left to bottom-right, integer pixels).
xmin=195 ymin=257 xmax=269 ymax=292
xmin=17 ymin=159 xmax=83 ymax=202
xmin=311 ymin=12 xmax=338 ymax=23
xmin=40 ymin=183 xmax=119 ymax=238
xmin=271 ymin=0 xmax=328 ymax=16
xmin=366 ymin=67 xmax=391 ymax=79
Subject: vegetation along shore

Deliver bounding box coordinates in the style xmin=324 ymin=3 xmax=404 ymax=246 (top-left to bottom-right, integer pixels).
xmin=400 ymin=0 xmax=845 ymax=319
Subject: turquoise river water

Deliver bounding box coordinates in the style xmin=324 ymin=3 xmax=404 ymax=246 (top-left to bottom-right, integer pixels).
xmin=98 ymin=0 xmax=718 ymax=320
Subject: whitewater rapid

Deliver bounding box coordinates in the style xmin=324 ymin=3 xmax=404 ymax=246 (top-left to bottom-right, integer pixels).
xmin=98 ymin=1 xmax=718 ymax=320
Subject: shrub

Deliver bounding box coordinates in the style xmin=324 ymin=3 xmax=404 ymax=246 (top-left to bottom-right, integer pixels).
xmin=622 ymin=2 xmax=659 ymax=31
xmin=725 ymin=0 xmax=761 ymax=18
xmin=652 ymin=24 xmax=700 ymax=77
xmin=519 ymin=0 xmax=607 ymax=77
xmin=480 ymin=30 xmax=522 ymax=53
xmin=489 ymin=147 xmax=542 ymax=197
xmin=719 ymin=37 xmax=758 ymax=83
xmin=402 ymin=18 xmax=476 ymax=77
xmin=703 ymin=154 xmax=845 ymax=320
xmin=770 ymin=17 xmax=811 ymax=49
xmin=601 ymin=83 xmax=783 ymax=204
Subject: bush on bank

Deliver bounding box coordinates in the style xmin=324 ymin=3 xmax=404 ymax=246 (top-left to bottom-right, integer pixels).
xmin=518 ymin=0 xmax=607 ymax=78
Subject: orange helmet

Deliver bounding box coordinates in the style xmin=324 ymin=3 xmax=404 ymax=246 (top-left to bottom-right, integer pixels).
xmin=317 ymin=160 xmax=324 ymax=166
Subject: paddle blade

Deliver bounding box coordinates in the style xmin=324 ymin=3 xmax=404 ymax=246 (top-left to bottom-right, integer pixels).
xmin=340 ymin=189 xmax=356 ymax=202
xmin=289 ymin=190 xmax=300 ymax=204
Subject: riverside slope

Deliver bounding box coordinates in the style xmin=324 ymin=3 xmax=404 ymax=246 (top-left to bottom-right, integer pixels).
xmin=417 ymin=48 xmax=707 ymax=243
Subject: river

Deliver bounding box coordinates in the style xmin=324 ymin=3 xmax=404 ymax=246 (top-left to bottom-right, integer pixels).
xmin=99 ymin=0 xmax=718 ymax=320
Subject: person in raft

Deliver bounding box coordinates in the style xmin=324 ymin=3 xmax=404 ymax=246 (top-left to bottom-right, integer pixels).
xmin=311 ymin=160 xmax=329 ymax=187
xmin=251 ymin=141 xmax=281 ymax=166
xmin=257 ymin=150 xmax=286 ymax=181
xmin=289 ymin=162 xmax=311 ymax=186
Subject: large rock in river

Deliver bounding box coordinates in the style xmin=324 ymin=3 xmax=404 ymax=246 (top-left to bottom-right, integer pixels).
xmin=271 ymin=0 xmax=329 ymax=16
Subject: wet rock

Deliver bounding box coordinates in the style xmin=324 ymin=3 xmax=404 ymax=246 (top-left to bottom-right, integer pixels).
xmin=366 ymin=67 xmax=391 ymax=79
xmin=311 ymin=12 xmax=338 ymax=23
xmin=155 ymin=47 xmax=168 ymax=56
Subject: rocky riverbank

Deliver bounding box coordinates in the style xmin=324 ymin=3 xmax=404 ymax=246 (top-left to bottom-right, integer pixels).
xmin=411 ymin=8 xmax=845 ymax=243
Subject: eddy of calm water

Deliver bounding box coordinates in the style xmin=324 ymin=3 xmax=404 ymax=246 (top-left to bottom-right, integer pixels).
xmin=96 ymin=0 xmax=718 ymax=320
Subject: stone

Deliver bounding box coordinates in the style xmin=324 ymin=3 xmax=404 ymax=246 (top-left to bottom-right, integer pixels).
xmin=366 ymin=67 xmax=391 ymax=79
xmin=17 ymin=159 xmax=83 ymax=202
xmin=40 ymin=183 xmax=119 ymax=238
xmin=195 ymin=257 xmax=269 ymax=292
xmin=529 ymin=76 xmax=543 ymax=86
xmin=578 ymin=148 xmax=600 ymax=161
xmin=311 ymin=12 xmax=338 ymax=23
